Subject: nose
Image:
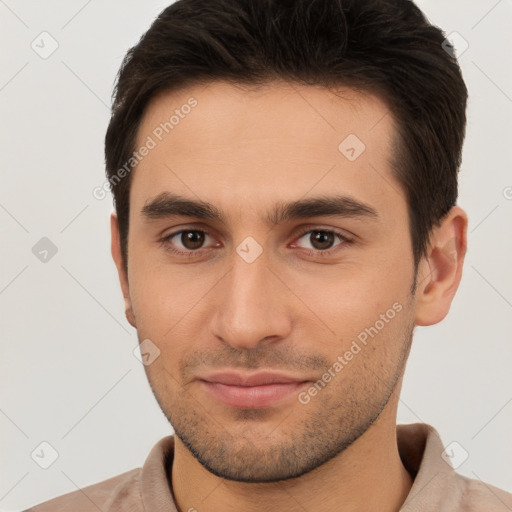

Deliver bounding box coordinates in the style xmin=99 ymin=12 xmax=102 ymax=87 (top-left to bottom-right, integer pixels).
xmin=211 ymin=247 xmax=293 ymax=350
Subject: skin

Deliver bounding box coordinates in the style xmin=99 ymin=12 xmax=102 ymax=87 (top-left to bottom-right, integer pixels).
xmin=111 ymin=81 xmax=468 ymax=512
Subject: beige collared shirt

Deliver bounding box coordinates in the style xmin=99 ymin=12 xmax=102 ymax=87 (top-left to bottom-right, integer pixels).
xmin=25 ymin=423 xmax=512 ymax=511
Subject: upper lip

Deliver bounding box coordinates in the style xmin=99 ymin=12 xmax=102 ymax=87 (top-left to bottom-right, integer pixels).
xmin=199 ymin=371 xmax=309 ymax=387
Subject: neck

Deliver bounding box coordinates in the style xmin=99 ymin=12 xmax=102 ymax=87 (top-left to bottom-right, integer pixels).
xmin=171 ymin=392 xmax=413 ymax=512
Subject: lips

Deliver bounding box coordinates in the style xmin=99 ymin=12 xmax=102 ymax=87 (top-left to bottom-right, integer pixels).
xmin=198 ymin=371 xmax=310 ymax=408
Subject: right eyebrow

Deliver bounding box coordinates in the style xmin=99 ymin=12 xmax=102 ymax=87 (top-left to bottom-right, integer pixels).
xmin=141 ymin=193 xmax=222 ymax=222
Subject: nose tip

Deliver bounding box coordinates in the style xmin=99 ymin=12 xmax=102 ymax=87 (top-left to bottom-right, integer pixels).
xmin=218 ymin=333 xmax=282 ymax=352
xmin=214 ymin=296 xmax=290 ymax=350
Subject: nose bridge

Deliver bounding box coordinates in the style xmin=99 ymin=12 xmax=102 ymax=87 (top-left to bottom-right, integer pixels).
xmin=212 ymin=245 xmax=291 ymax=349
xmin=229 ymin=247 xmax=269 ymax=307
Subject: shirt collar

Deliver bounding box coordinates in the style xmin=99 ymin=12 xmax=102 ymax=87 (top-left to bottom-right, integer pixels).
xmin=397 ymin=423 xmax=465 ymax=511
xmin=140 ymin=435 xmax=177 ymax=512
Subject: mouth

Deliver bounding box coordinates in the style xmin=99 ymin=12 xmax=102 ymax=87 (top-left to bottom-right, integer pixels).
xmin=198 ymin=371 xmax=311 ymax=408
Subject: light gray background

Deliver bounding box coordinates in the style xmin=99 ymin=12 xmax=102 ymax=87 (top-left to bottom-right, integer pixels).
xmin=1 ymin=1 xmax=511 ymax=510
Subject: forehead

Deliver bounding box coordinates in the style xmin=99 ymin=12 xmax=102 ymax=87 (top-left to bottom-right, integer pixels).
xmin=137 ymin=80 xmax=394 ymax=151
xmin=130 ymin=80 xmax=403 ymax=221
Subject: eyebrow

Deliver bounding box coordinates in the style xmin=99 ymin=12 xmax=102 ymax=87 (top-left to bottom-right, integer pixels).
xmin=141 ymin=192 xmax=379 ymax=225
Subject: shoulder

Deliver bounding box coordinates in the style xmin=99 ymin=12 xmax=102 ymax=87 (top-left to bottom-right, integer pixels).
xmin=398 ymin=423 xmax=512 ymax=511
xmin=458 ymin=474 xmax=512 ymax=511
xmin=22 ymin=468 xmax=142 ymax=512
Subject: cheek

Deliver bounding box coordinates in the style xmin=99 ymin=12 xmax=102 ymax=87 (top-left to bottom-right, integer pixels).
xmin=288 ymin=260 xmax=408 ymax=322
xmin=128 ymin=256 xmax=220 ymax=348
xmin=293 ymin=265 xmax=413 ymax=369
xmin=127 ymin=220 xmax=190 ymax=319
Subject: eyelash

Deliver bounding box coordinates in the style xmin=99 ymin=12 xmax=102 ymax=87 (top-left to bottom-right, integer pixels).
xmin=158 ymin=227 xmax=353 ymax=259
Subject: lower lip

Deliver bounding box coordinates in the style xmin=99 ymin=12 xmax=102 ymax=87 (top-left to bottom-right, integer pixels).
xmin=201 ymin=381 xmax=308 ymax=408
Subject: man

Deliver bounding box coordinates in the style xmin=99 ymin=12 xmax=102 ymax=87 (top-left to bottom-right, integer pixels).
xmin=25 ymin=0 xmax=512 ymax=510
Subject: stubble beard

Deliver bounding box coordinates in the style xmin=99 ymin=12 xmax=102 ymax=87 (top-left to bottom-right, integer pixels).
xmin=149 ymin=322 xmax=414 ymax=483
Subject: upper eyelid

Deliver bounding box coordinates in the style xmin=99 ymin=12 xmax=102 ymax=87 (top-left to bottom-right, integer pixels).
xmin=294 ymin=226 xmax=352 ymax=239
xmin=164 ymin=221 xmax=354 ymax=236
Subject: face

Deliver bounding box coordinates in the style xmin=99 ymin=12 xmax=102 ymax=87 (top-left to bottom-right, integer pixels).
xmin=118 ymin=81 xmax=420 ymax=482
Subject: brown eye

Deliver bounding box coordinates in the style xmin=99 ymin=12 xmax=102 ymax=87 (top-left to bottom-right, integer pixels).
xmin=161 ymin=229 xmax=216 ymax=255
xmin=180 ymin=230 xmax=206 ymax=250
xmin=309 ymin=231 xmax=336 ymax=250
xmin=292 ymin=228 xmax=351 ymax=257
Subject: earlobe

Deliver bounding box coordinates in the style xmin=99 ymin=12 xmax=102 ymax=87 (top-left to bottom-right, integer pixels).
xmin=110 ymin=213 xmax=137 ymax=328
xmin=414 ymin=206 xmax=468 ymax=326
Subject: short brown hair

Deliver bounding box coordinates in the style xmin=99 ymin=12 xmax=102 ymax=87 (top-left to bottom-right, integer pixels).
xmin=105 ymin=0 xmax=468 ymax=275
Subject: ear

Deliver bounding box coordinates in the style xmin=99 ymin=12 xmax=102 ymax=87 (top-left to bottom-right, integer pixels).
xmin=414 ymin=206 xmax=468 ymax=326
xmin=110 ymin=212 xmax=136 ymax=328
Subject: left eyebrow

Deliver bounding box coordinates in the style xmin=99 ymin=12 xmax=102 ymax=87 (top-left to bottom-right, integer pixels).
xmin=140 ymin=192 xmax=379 ymax=225
xmin=267 ymin=195 xmax=379 ymax=224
